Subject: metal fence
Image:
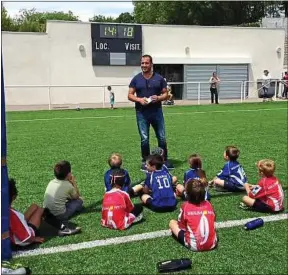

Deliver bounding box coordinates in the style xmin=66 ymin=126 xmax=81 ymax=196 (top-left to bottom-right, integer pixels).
xmin=4 ymin=80 xmax=287 ymax=111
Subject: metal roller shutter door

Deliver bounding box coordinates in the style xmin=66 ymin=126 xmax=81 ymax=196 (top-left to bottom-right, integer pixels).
xmin=183 ymin=64 xmax=249 ymax=100
xmin=184 ymin=65 xmax=216 ymax=100
xmin=217 ymin=64 xmax=248 ymax=99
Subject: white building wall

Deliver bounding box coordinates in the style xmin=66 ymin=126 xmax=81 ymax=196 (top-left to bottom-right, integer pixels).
xmin=2 ymin=21 xmax=286 ymax=109
xmin=2 ymin=32 xmax=49 ymax=106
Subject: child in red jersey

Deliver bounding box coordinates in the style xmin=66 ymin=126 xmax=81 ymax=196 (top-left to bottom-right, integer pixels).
xmin=9 ymin=179 xmax=45 ymax=247
xmin=169 ymin=178 xmax=217 ymax=252
xmin=101 ymin=169 xmax=143 ymax=230
xmin=240 ymin=159 xmax=284 ymax=212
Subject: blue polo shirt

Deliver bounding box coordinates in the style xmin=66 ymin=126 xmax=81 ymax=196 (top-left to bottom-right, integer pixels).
xmin=129 ymin=72 xmax=167 ymax=111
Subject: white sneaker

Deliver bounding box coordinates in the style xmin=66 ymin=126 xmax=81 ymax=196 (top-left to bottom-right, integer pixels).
xmin=133 ymin=213 xmax=143 ymax=223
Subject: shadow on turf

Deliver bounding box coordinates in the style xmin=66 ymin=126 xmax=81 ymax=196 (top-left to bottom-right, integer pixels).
xmin=169 ymin=158 xmax=187 ymax=168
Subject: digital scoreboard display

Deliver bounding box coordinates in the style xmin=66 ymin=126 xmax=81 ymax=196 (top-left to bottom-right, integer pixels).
xmin=91 ymin=24 xmax=142 ymax=66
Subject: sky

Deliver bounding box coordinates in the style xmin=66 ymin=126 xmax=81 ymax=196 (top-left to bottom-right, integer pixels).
xmin=3 ymin=1 xmax=134 ymax=22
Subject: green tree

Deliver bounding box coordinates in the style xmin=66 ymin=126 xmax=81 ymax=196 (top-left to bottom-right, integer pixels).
xmin=89 ymin=15 xmax=116 ymax=23
xmin=1 ymin=4 xmax=17 ymax=31
xmin=2 ymin=7 xmax=79 ymax=32
xmin=115 ymin=12 xmax=134 ymax=23
xmin=132 ymin=1 xmax=285 ymax=26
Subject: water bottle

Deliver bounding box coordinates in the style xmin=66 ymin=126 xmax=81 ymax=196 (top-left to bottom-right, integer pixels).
xmin=244 ymin=218 xmax=264 ymax=230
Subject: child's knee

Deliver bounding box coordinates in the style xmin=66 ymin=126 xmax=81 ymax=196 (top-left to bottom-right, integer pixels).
xmin=172 ymin=176 xmax=178 ymax=185
xmin=169 ymin=219 xmax=177 ymax=229
xmin=141 ymin=194 xmax=150 ymax=203
xmin=214 ymin=178 xmax=224 ymax=186
xmin=242 ymin=195 xmax=249 ymax=203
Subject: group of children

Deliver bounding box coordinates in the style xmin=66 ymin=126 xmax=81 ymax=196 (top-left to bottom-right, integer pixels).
xmin=9 ymin=145 xmax=285 ymax=252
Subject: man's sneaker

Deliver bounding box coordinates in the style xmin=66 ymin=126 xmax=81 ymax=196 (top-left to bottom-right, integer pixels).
xmin=140 ymin=162 xmax=147 ymax=172
xmin=58 ymin=226 xmax=81 ymax=237
xmin=164 ymin=160 xmax=175 ymax=170
xmin=1 ymin=262 xmax=29 ymax=275
xmin=239 ymin=202 xmax=251 ymax=210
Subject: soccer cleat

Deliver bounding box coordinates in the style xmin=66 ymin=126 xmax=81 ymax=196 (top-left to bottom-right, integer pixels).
xmin=208 ymin=180 xmax=214 ymax=188
xmin=164 ymin=160 xmax=175 ymax=170
xmin=58 ymin=226 xmax=81 ymax=236
xmin=239 ymin=202 xmax=251 ymax=210
xmin=1 ymin=262 xmax=30 ymax=275
xmin=133 ymin=213 xmax=143 ymax=224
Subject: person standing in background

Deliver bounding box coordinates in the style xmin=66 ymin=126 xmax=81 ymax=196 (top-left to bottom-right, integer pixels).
xmin=281 ymin=71 xmax=288 ymax=99
xmin=108 ymin=86 xmax=115 ymax=109
xmin=209 ymin=72 xmax=220 ymax=104
xmin=261 ymin=70 xmax=271 ymax=102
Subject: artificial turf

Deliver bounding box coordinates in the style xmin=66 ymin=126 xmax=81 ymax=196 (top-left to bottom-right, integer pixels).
xmin=6 ymin=102 xmax=288 ymax=274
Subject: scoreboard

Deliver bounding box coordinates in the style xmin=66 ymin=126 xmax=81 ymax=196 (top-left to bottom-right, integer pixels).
xmin=91 ymin=23 xmax=142 ymax=66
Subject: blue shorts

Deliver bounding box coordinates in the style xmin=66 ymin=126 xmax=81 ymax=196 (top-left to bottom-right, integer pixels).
xmin=146 ymin=198 xmax=176 ymax=212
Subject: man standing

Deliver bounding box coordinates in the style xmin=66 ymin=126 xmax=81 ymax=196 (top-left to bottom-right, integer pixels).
xmin=209 ymin=72 xmax=220 ymax=104
xmin=128 ymin=55 xmax=173 ymax=171
xmin=261 ymin=70 xmax=271 ymax=102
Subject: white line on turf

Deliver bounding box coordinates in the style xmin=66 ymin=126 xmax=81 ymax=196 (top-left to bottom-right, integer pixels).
xmin=7 ymin=107 xmax=287 ymax=123
xmin=13 ymin=213 xmax=287 ymax=258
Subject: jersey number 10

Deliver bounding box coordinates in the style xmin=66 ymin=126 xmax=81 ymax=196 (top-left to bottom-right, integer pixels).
xmin=157 ymin=177 xmax=171 ymax=189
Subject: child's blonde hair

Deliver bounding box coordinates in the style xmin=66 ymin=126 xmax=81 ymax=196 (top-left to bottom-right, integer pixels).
xmin=108 ymin=153 xmax=122 ymax=169
xmin=257 ymin=159 xmax=275 ymax=177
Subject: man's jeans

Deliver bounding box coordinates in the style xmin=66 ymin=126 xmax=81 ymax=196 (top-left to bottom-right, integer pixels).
xmin=136 ymin=108 xmax=167 ymax=162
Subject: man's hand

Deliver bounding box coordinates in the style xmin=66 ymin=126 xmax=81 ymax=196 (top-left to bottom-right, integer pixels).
xmin=150 ymin=95 xmax=159 ymax=102
xmin=138 ymin=97 xmax=148 ymax=105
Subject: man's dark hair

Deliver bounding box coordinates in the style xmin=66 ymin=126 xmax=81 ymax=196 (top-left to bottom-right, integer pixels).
xmin=185 ymin=178 xmax=206 ymax=205
xmin=141 ymin=54 xmax=153 ymax=63
xmin=225 ymin=146 xmax=240 ymax=161
xmin=110 ymin=168 xmax=126 ymax=188
xmin=54 ymin=160 xmax=71 ymax=180
xmin=9 ymin=178 xmax=18 ymax=204
xmin=285 ymin=72 xmax=287 ymax=74
xmin=146 ymin=154 xmax=163 ymax=170
xmin=107 ymin=86 xmax=111 ymax=91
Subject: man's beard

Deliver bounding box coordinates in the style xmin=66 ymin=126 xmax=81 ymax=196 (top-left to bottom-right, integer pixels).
xmin=142 ymin=67 xmax=152 ymax=73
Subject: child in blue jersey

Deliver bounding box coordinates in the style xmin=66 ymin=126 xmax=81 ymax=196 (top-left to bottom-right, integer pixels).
xmin=210 ymin=146 xmax=247 ymax=192
xmin=104 ymin=153 xmax=143 ymax=196
xmin=176 ymin=154 xmax=210 ymax=201
xmin=141 ymin=154 xmax=177 ymax=212
xmin=151 ymin=147 xmax=178 ymax=187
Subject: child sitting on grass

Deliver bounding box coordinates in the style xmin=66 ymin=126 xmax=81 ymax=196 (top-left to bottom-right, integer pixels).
xmin=43 ymin=160 xmax=83 ymax=228
xmin=209 ymin=146 xmax=247 ymax=192
xmin=169 ymin=178 xmax=218 ymax=252
xmin=151 ymin=147 xmax=178 ymax=186
xmin=176 ymin=153 xmax=210 ymax=200
xmin=9 ymin=178 xmax=45 ymax=247
xmin=104 ymin=153 xmax=143 ymax=196
xmin=101 ymin=169 xmax=143 ymax=230
xmin=141 ymin=154 xmax=177 ymax=212
xmin=240 ymin=159 xmax=284 ymax=212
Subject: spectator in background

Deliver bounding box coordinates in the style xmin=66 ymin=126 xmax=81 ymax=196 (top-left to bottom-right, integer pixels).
xmin=108 ymin=86 xmax=115 ymax=109
xmin=281 ymin=71 xmax=288 ymax=99
xmin=261 ymin=70 xmax=272 ymax=102
xmin=209 ymin=72 xmax=220 ymax=104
